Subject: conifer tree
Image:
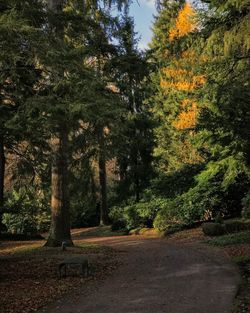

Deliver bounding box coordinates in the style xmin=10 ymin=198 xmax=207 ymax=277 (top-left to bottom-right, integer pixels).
xmin=110 ymin=12 xmax=154 ymax=202
xmin=149 ymin=0 xmax=202 ymax=171
xmin=192 ymin=0 xmax=250 ymax=216
xmin=0 ymin=0 xmax=44 ymax=233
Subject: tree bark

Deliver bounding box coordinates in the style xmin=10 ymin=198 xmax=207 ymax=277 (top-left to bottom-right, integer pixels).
xmin=0 ymin=135 xmax=5 ymax=234
xmin=134 ymin=156 xmax=140 ymax=203
xmin=46 ymin=129 xmax=73 ymax=246
xmin=98 ymin=128 xmax=109 ymax=225
xmin=45 ymin=0 xmax=73 ymax=246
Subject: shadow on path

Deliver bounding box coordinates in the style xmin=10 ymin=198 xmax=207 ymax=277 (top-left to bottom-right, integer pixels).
xmin=41 ymin=235 xmax=240 ymax=313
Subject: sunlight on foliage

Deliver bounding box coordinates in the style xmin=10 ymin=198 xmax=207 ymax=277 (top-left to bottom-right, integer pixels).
xmin=169 ymin=2 xmax=196 ymax=42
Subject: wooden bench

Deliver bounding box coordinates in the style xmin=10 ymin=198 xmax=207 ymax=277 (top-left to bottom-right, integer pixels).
xmin=59 ymin=256 xmax=89 ymax=278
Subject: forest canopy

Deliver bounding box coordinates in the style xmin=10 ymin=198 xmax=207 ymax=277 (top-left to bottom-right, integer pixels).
xmin=0 ymin=0 xmax=249 ymax=245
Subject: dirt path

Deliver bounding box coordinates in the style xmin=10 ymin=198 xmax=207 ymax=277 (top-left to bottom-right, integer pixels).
xmin=40 ymin=235 xmax=240 ymax=313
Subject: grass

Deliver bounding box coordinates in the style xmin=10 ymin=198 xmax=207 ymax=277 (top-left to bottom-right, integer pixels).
xmin=206 ymin=230 xmax=250 ymax=247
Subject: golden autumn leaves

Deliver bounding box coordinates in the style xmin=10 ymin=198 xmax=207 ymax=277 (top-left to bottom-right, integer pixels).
xmin=169 ymin=2 xmax=196 ymax=42
xmin=160 ymin=2 xmax=205 ymax=131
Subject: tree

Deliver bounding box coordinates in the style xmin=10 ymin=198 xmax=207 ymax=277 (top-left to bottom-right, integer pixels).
xmin=0 ymin=0 xmax=44 ymax=233
xmin=148 ymin=0 xmax=250 ymax=222
xmin=43 ymin=0 xmax=73 ymax=246
xmin=44 ymin=0 xmax=129 ymax=239
xmin=110 ymin=12 xmax=154 ymax=203
xmin=149 ymin=0 xmax=202 ymax=171
xmin=192 ymin=0 xmax=250 ymax=216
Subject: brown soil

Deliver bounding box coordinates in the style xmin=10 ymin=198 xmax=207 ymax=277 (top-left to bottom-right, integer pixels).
xmin=0 ymin=228 xmax=243 ymax=313
xmin=41 ymin=231 xmax=240 ymax=313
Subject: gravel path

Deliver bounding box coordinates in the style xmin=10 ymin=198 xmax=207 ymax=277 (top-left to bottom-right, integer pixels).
xmin=41 ymin=236 xmax=240 ymax=313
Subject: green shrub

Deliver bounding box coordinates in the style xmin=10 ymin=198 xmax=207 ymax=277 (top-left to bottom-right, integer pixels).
xmin=153 ymin=198 xmax=184 ymax=231
xmin=123 ymin=205 xmax=141 ymax=230
xmin=2 ymin=213 xmax=37 ymax=235
xmin=109 ymin=206 xmax=124 ymax=222
xmin=206 ymin=231 xmax=250 ymax=246
xmin=110 ymin=197 xmax=166 ymax=231
xmin=134 ymin=198 xmax=166 ymax=227
xmin=202 ymin=222 xmax=226 ymax=236
xmin=224 ymin=219 xmax=250 ymax=233
xmin=2 ymin=188 xmax=50 ymax=235
xmin=153 ymin=185 xmax=217 ymax=231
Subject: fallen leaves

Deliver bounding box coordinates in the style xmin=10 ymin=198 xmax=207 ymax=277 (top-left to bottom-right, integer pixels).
xmin=0 ymin=242 xmax=120 ymax=313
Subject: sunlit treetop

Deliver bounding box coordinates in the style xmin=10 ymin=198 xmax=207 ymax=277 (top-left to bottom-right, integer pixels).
xmin=169 ymin=2 xmax=196 ymax=41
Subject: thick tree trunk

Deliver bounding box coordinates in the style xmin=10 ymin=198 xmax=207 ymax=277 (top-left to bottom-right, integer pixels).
xmin=45 ymin=0 xmax=73 ymax=246
xmin=45 ymin=129 xmax=73 ymax=246
xmin=98 ymin=128 xmax=109 ymax=225
xmin=0 ymin=135 xmax=5 ymax=234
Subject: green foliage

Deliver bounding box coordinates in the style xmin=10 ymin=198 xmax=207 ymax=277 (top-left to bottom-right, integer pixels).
xmin=153 ymin=199 xmax=179 ymax=231
xmin=1 ymin=0 xmax=249 ymax=237
xmin=202 ymin=219 xmax=250 ymax=237
xmin=110 ymin=197 xmax=167 ymax=230
xmin=2 ymin=213 xmax=37 ymax=235
xmin=2 ymin=188 xmax=50 ymax=234
xmin=206 ymin=231 xmax=250 ymax=247
xmin=109 ymin=13 xmax=154 ymax=203
xmin=123 ymin=205 xmax=141 ymax=230
xmin=224 ymin=219 xmax=250 ymax=233
xmin=150 ymin=164 xmax=204 ymax=198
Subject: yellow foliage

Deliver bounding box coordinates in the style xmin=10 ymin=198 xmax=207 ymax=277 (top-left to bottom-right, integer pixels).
xmin=161 ymin=62 xmax=206 ymax=91
xmin=169 ymin=2 xmax=196 ymax=41
xmin=173 ymin=101 xmax=197 ymax=130
xmin=162 ymin=68 xmax=188 ymax=77
xmin=160 ymin=76 xmax=206 ymax=91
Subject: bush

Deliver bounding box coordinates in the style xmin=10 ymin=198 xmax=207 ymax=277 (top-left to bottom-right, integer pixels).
xmin=153 ymin=185 xmax=218 ymax=231
xmin=110 ymin=197 xmax=166 ymax=231
xmin=224 ymin=219 xmax=250 ymax=233
xmin=2 ymin=188 xmax=50 ymax=235
xmin=123 ymin=205 xmax=141 ymax=230
xmin=2 ymin=213 xmax=37 ymax=235
xmin=153 ymin=200 xmax=178 ymax=231
xmin=206 ymin=231 xmax=250 ymax=246
xmin=202 ymin=222 xmax=226 ymax=236
xmin=109 ymin=206 xmax=124 ymax=222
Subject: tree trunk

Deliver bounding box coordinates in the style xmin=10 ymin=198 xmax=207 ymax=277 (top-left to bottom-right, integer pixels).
xmin=98 ymin=128 xmax=109 ymax=225
xmin=45 ymin=0 xmax=73 ymax=246
xmin=134 ymin=150 xmax=140 ymax=203
xmin=45 ymin=129 xmax=73 ymax=246
xmin=0 ymin=135 xmax=5 ymax=234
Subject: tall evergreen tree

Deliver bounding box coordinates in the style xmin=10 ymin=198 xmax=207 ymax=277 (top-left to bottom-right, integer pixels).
xmin=149 ymin=0 xmax=201 ymax=172
xmin=110 ymin=12 xmax=154 ymax=202
xmin=192 ymin=0 xmax=250 ymax=216
xmin=0 ymin=0 xmax=44 ymax=233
